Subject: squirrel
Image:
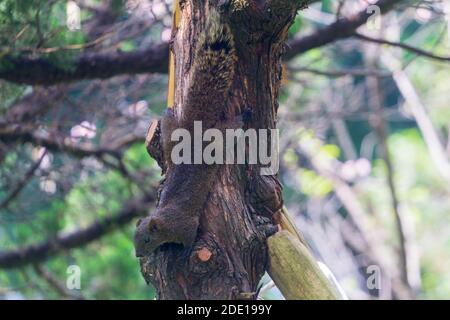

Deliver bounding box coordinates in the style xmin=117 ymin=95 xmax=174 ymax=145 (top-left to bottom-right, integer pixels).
xmin=180 ymin=8 xmax=237 ymax=131
xmin=135 ymin=7 xmax=238 ymax=257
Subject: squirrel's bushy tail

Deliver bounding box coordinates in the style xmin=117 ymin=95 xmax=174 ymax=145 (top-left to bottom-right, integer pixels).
xmin=183 ymin=8 xmax=237 ymax=125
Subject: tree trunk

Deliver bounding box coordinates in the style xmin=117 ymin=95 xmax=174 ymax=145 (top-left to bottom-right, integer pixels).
xmin=139 ymin=0 xmax=303 ymax=300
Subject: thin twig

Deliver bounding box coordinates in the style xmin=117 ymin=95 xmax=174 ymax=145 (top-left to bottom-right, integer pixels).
xmin=355 ymin=32 xmax=450 ymax=62
xmin=33 ymin=264 xmax=85 ymax=300
xmin=0 ymin=151 xmax=46 ymax=211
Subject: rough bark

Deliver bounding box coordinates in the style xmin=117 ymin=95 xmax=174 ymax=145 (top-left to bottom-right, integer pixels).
xmin=139 ymin=0 xmax=303 ymax=300
xmin=0 ymin=194 xmax=154 ymax=269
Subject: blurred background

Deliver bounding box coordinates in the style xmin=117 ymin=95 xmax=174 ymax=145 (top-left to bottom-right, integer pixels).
xmin=0 ymin=0 xmax=449 ymax=299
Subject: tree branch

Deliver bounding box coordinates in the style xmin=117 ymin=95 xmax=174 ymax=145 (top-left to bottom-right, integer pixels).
xmin=33 ymin=264 xmax=85 ymax=300
xmin=285 ymin=0 xmax=405 ymax=59
xmin=0 ymin=194 xmax=155 ymax=269
xmin=380 ymin=51 xmax=450 ymax=181
xmin=267 ymin=231 xmax=342 ymax=300
xmin=295 ymin=137 xmax=414 ymax=299
xmin=0 ymin=43 xmax=169 ymax=85
xmin=289 ymin=66 xmax=390 ymax=78
xmin=0 ymin=151 xmax=46 ymax=211
xmin=0 ymin=124 xmax=123 ymax=158
xmin=3 ymin=86 xmax=67 ymax=123
xmin=0 ymin=1 xmax=407 ymax=85
xmin=365 ymin=55 xmax=418 ymax=294
xmin=355 ymin=32 xmax=450 ymax=62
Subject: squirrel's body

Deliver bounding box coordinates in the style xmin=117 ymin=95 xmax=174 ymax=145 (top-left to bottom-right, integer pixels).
xmin=135 ymin=8 xmax=238 ymax=256
xmin=181 ymin=9 xmax=236 ymax=130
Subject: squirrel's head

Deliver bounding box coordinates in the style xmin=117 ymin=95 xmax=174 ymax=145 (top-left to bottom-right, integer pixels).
xmin=134 ymin=215 xmax=170 ymax=257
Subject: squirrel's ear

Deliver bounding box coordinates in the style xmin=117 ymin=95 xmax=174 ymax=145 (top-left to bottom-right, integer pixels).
xmin=148 ymin=218 xmax=160 ymax=232
xmin=136 ymin=218 xmax=143 ymax=227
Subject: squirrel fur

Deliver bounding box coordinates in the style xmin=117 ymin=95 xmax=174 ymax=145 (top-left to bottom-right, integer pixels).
xmin=181 ymin=8 xmax=236 ymax=130
xmin=135 ymin=7 xmax=238 ymax=256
